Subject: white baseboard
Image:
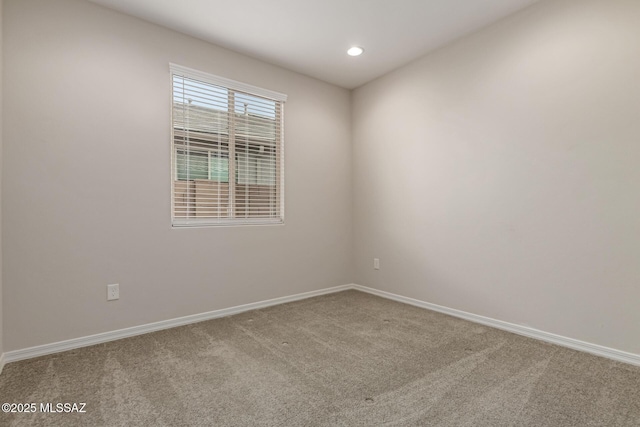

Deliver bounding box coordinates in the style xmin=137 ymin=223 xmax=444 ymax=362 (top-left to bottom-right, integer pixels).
xmin=352 ymin=284 xmax=640 ymax=367
xmin=3 ymin=283 xmax=639 ymax=369
xmin=3 ymin=284 xmax=352 ymax=364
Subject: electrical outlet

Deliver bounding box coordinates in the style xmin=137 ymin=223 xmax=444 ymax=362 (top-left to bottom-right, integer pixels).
xmin=107 ymin=284 xmax=119 ymax=301
xmin=374 ymin=258 xmax=380 ymax=270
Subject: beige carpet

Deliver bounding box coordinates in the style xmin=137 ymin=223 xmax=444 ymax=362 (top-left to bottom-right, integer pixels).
xmin=1 ymin=290 xmax=639 ymax=426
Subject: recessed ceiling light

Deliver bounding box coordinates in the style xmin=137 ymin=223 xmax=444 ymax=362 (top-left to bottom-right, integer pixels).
xmin=347 ymin=46 xmax=364 ymax=57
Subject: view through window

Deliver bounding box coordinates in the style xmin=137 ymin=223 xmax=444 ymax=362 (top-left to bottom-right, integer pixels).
xmin=170 ymin=65 xmax=286 ymax=226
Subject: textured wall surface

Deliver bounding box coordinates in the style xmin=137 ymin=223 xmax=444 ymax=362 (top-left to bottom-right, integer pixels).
xmin=352 ymin=0 xmax=640 ymax=354
xmin=3 ymin=0 xmax=352 ymax=351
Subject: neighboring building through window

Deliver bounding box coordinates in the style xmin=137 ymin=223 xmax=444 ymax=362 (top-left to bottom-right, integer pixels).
xmin=170 ymin=64 xmax=286 ymax=226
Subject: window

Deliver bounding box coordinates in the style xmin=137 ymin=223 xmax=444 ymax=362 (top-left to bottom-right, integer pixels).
xmin=170 ymin=64 xmax=286 ymax=226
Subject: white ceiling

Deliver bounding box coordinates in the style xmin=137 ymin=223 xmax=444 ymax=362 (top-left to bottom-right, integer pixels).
xmin=89 ymin=0 xmax=539 ymax=89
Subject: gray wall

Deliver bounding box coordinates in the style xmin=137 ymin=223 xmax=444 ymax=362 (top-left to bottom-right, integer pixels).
xmin=3 ymin=0 xmax=352 ymax=351
xmin=0 ymin=0 xmax=3 ymax=360
xmin=353 ymin=0 xmax=640 ymax=354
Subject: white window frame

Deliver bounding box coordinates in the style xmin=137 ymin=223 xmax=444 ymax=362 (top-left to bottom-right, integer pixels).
xmin=170 ymin=64 xmax=286 ymax=228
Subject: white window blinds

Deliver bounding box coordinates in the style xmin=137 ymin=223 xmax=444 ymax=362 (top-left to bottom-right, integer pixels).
xmin=170 ymin=64 xmax=286 ymax=227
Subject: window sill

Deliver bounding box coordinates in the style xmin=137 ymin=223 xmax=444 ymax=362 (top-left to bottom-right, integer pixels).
xmin=172 ymin=218 xmax=284 ymax=228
